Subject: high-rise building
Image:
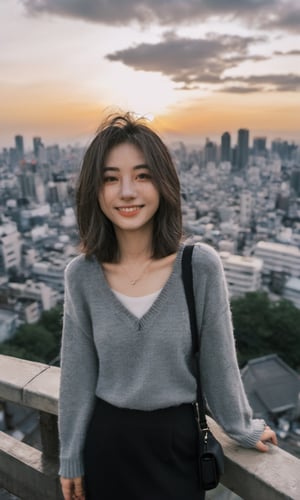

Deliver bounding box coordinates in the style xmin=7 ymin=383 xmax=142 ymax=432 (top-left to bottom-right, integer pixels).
xmin=0 ymin=222 xmax=22 ymax=273
xmin=221 ymin=132 xmax=231 ymax=162
xmin=15 ymin=135 xmax=24 ymax=161
xmin=9 ymin=148 xmax=18 ymax=166
xmin=271 ymin=139 xmax=297 ymax=161
xmin=204 ymin=138 xmax=217 ymax=164
xmin=290 ymin=167 xmax=300 ymax=196
xmin=231 ymin=145 xmax=238 ymax=167
xmin=253 ymin=137 xmax=266 ymax=155
xmin=33 ymin=137 xmax=43 ymax=158
xmin=17 ymin=163 xmax=39 ymax=201
xmin=237 ymin=128 xmax=249 ymax=169
xmin=240 ymin=191 xmax=253 ymax=226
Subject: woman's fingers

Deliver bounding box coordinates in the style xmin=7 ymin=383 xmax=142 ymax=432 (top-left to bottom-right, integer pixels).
xmin=60 ymin=476 xmax=85 ymax=500
xmin=60 ymin=477 xmax=73 ymax=500
xmin=255 ymin=426 xmax=278 ymax=452
xmin=74 ymin=477 xmax=85 ymax=500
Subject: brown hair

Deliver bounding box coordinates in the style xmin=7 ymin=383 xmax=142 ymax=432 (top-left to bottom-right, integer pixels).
xmin=76 ymin=112 xmax=182 ymax=262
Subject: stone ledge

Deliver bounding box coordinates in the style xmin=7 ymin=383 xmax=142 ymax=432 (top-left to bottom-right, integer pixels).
xmin=210 ymin=418 xmax=300 ymax=500
xmin=24 ymin=366 xmax=60 ymax=415
xmin=0 ymin=355 xmax=59 ymax=415
xmin=1 ymin=355 xmax=300 ymax=500
xmin=0 ymin=355 xmax=49 ymax=406
xmin=0 ymin=432 xmax=63 ymax=500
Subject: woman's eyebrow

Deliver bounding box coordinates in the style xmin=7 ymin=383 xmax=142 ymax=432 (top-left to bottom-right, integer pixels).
xmin=103 ymin=164 xmax=150 ymax=172
xmin=103 ymin=166 xmax=119 ymax=172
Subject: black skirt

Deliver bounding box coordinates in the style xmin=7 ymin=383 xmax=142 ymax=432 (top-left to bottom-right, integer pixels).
xmin=83 ymin=397 xmax=205 ymax=500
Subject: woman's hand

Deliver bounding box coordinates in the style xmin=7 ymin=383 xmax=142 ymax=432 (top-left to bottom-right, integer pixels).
xmin=60 ymin=476 xmax=85 ymax=500
xmin=255 ymin=425 xmax=278 ymax=452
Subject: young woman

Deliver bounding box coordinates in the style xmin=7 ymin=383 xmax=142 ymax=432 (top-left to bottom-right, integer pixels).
xmin=59 ymin=113 xmax=277 ymax=500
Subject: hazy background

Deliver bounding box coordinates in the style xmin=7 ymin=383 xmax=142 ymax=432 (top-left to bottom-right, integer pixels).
xmin=1 ymin=0 xmax=299 ymax=148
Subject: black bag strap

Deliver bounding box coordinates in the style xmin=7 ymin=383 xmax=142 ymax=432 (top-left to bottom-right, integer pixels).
xmin=182 ymin=245 xmax=209 ymax=432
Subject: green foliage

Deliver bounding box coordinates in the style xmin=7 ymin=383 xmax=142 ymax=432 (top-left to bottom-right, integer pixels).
xmin=0 ymin=304 xmax=63 ymax=364
xmin=231 ymin=292 xmax=300 ymax=371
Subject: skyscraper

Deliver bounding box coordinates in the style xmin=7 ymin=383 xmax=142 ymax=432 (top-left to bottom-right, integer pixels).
xmin=221 ymin=132 xmax=231 ymax=162
xmin=204 ymin=138 xmax=217 ymax=164
xmin=237 ymin=129 xmax=249 ymax=169
xmin=253 ymin=137 xmax=266 ymax=155
xmin=290 ymin=167 xmax=300 ymax=196
xmin=15 ymin=135 xmax=24 ymax=161
xmin=33 ymin=137 xmax=43 ymax=159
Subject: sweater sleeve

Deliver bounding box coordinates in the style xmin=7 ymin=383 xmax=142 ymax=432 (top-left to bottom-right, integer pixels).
xmin=193 ymin=245 xmax=265 ymax=447
xmin=58 ymin=261 xmax=99 ymax=478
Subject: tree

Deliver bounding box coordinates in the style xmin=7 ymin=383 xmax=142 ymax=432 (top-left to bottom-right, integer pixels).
xmin=231 ymin=292 xmax=300 ymax=371
xmin=0 ymin=305 xmax=63 ymax=364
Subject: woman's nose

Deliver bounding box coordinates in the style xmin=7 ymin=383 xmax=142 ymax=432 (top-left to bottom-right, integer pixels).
xmin=120 ymin=177 xmax=136 ymax=198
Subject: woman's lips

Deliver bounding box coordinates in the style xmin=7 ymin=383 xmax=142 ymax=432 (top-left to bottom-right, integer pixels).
xmin=116 ymin=205 xmax=143 ymax=217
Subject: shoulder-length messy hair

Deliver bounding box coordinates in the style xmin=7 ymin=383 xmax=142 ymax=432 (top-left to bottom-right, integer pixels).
xmin=76 ymin=112 xmax=182 ymax=263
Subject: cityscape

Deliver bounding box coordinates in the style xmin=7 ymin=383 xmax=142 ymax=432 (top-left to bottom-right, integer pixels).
xmin=0 ymin=126 xmax=300 ymax=498
xmin=1 ymin=128 xmax=300 ymax=341
xmin=1 ymin=0 xmax=300 ymax=497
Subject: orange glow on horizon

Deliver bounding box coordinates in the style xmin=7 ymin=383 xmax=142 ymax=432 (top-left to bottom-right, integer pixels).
xmin=0 ymin=82 xmax=299 ymax=146
xmin=153 ymin=92 xmax=300 ymax=142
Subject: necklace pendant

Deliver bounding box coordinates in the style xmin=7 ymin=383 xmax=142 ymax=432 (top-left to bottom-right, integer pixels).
xmin=130 ymin=279 xmax=138 ymax=286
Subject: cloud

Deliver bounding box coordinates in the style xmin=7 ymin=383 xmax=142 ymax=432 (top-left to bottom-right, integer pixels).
xmin=222 ymin=86 xmax=263 ymax=93
xmin=274 ymin=50 xmax=300 ymax=56
xmin=224 ymin=73 xmax=300 ymax=92
xmin=106 ymin=32 xmax=300 ymax=93
xmin=21 ymin=0 xmax=289 ymax=28
xmin=106 ymin=32 xmax=267 ymax=85
xmin=263 ymin=4 xmax=300 ymax=33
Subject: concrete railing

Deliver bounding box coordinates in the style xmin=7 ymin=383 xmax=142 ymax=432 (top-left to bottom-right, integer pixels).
xmin=0 ymin=354 xmax=300 ymax=500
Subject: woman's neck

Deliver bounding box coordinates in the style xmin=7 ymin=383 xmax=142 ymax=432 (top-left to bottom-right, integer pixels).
xmin=115 ymin=229 xmax=153 ymax=264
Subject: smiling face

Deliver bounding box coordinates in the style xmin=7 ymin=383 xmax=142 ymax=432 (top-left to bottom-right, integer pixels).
xmin=98 ymin=142 xmax=160 ymax=237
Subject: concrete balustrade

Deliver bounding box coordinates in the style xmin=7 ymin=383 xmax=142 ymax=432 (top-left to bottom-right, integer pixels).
xmin=0 ymin=354 xmax=300 ymax=500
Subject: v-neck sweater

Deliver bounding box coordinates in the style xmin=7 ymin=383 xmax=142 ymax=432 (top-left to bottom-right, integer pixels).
xmin=59 ymin=243 xmax=265 ymax=478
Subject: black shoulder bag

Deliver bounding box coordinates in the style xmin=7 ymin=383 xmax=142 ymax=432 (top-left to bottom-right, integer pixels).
xmin=182 ymin=245 xmax=225 ymax=491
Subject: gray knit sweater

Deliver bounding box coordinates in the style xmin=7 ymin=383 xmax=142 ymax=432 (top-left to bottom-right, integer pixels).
xmin=59 ymin=243 xmax=264 ymax=478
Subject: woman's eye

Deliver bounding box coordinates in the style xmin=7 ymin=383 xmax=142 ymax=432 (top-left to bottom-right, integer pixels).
xmin=137 ymin=173 xmax=152 ymax=180
xmin=103 ymin=176 xmax=118 ymax=183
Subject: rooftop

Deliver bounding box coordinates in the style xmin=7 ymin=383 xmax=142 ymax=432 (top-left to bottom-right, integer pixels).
xmin=285 ymin=277 xmax=300 ymax=292
xmin=242 ymin=354 xmax=300 ymax=417
xmin=220 ymin=252 xmax=263 ymax=270
xmin=255 ymin=241 xmax=300 ymax=257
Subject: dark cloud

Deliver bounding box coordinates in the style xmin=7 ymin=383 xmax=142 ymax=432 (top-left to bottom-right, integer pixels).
xmin=263 ymin=5 xmax=300 ymax=33
xmin=106 ymin=33 xmax=300 ymax=93
xmin=21 ymin=0 xmax=285 ymax=27
xmin=221 ymin=86 xmax=262 ymax=93
xmin=106 ymin=32 xmax=266 ymax=85
xmin=224 ymin=73 xmax=300 ymax=92
xmin=274 ymin=50 xmax=300 ymax=56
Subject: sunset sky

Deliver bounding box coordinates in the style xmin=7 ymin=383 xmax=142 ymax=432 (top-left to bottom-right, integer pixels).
xmin=1 ymin=0 xmax=300 ymax=150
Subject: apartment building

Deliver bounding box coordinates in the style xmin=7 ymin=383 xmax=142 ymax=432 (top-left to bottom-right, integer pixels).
xmin=283 ymin=277 xmax=300 ymax=309
xmin=254 ymin=241 xmax=300 ymax=277
xmin=0 ymin=222 xmax=21 ymax=273
xmin=220 ymin=252 xmax=263 ymax=297
xmin=32 ymin=258 xmax=66 ymax=292
xmin=8 ymin=280 xmax=58 ymax=311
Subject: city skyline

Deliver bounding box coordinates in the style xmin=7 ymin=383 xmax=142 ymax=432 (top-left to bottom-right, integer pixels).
xmin=1 ymin=0 xmax=300 ymax=149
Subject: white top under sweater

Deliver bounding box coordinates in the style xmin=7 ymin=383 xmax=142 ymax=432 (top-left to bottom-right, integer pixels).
xmin=112 ymin=289 xmax=162 ymax=318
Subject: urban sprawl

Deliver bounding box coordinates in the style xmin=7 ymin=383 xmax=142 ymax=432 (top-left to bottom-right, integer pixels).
xmin=1 ymin=129 xmax=300 ymax=339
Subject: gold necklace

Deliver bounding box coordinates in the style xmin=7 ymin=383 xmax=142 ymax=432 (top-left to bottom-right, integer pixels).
xmin=121 ymin=259 xmax=152 ymax=286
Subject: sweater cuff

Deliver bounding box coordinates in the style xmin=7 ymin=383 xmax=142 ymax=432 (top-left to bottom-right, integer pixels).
xmin=237 ymin=418 xmax=266 ymax=448
xmin=59 ymin=456 xmax=84 ymax=478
